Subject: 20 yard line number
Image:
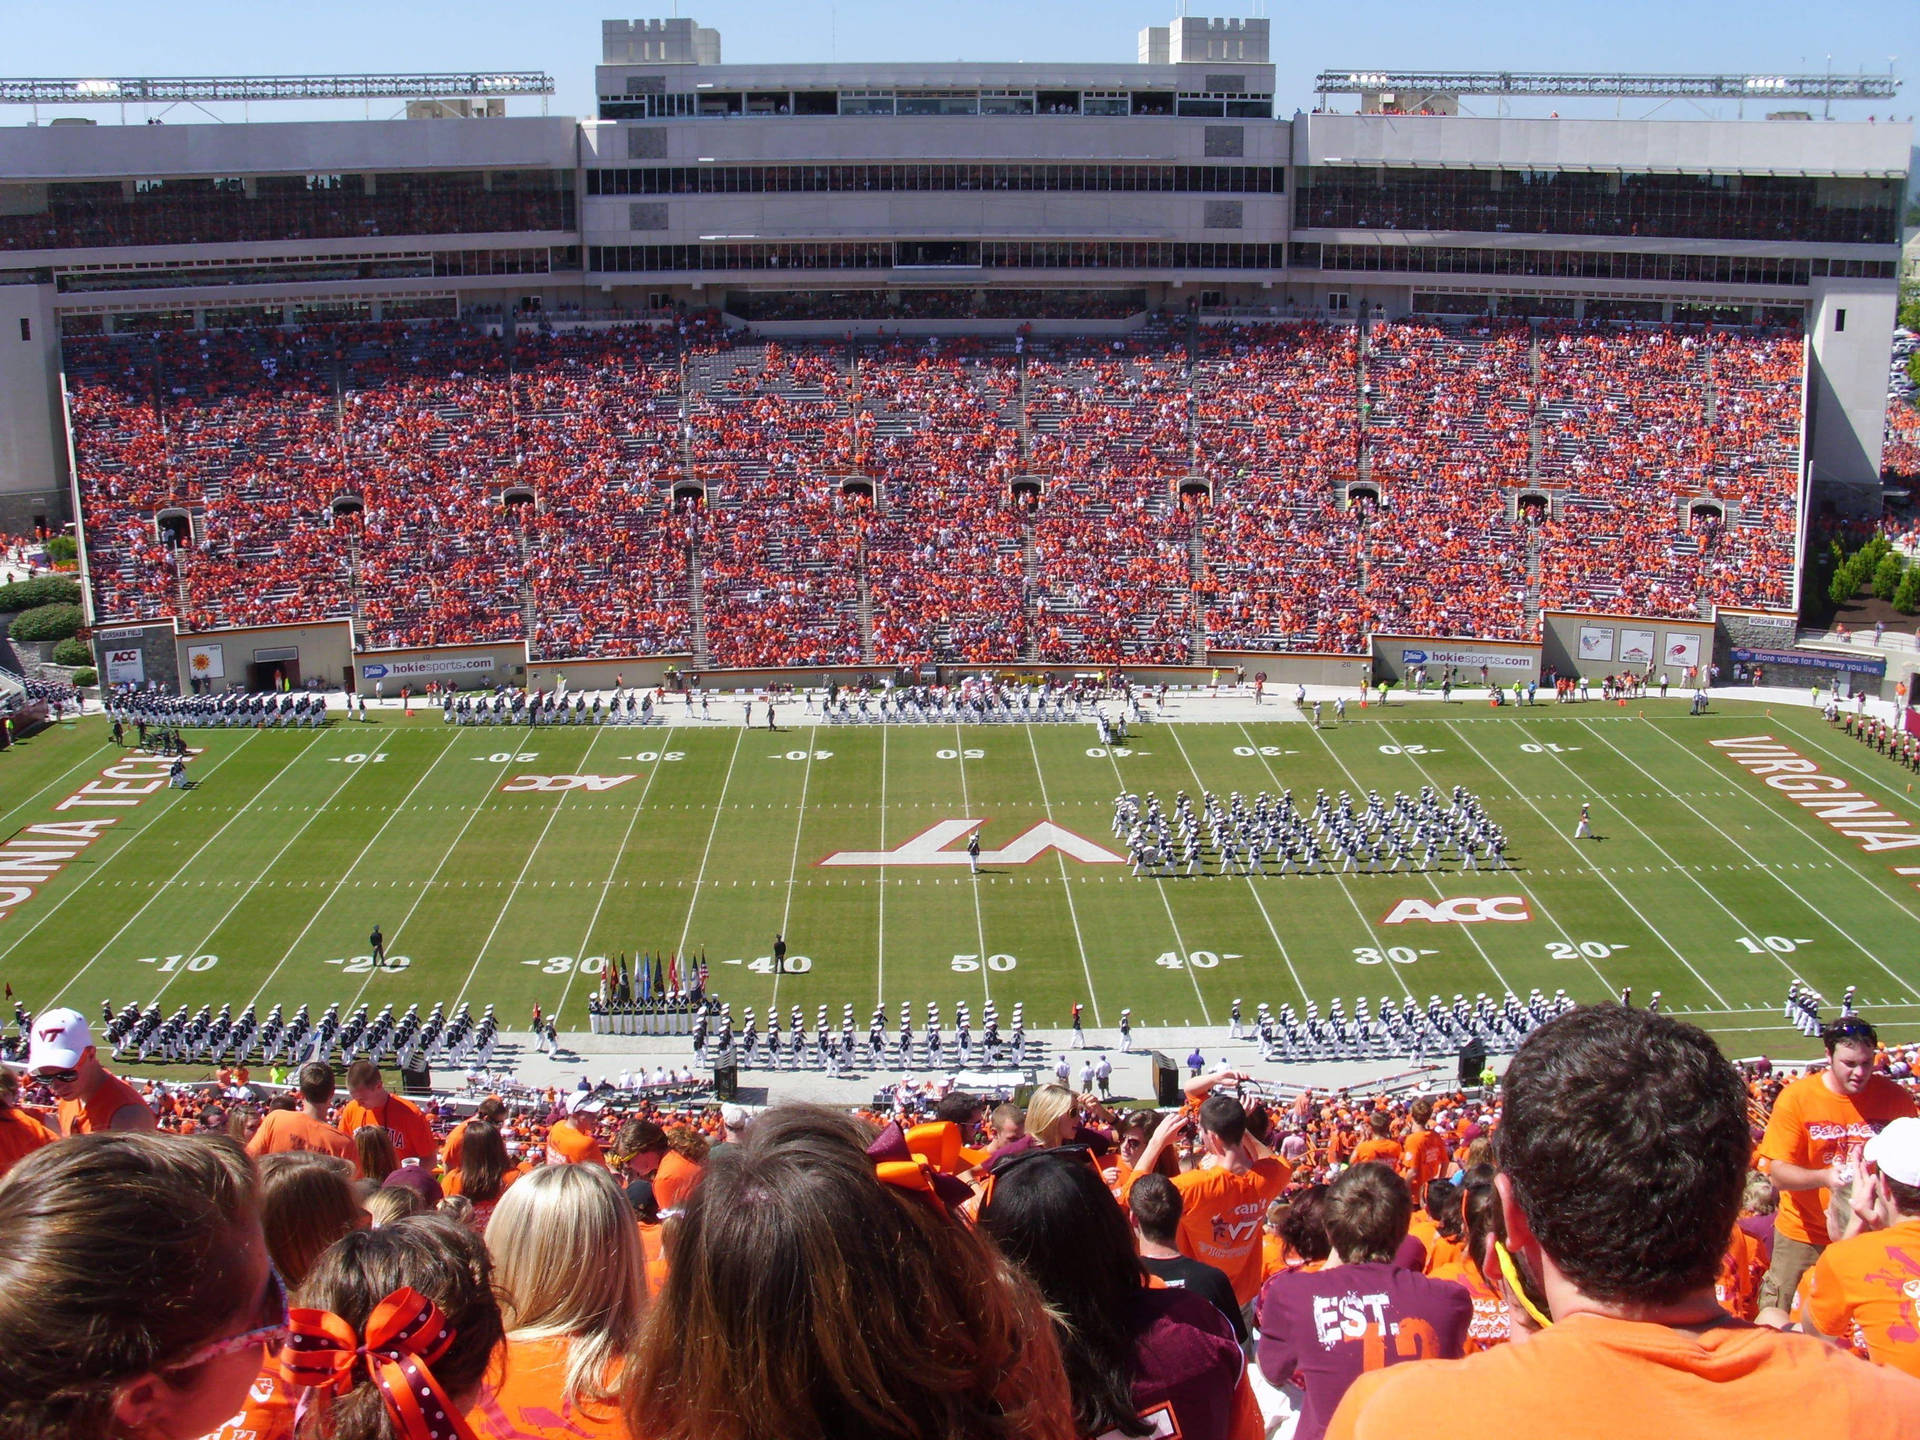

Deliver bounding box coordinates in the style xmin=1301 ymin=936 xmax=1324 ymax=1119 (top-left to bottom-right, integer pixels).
xmin=322 ymin=953 xmax=412 ymax=974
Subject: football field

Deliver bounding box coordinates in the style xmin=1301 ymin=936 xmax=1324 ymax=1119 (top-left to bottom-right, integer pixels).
xmin=2 ymin=699 xmax=1917 ymax=1057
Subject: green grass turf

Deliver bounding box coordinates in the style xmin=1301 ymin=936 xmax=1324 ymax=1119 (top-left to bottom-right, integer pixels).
xmin=2 ymin=699 xmax=1917 ymax=1059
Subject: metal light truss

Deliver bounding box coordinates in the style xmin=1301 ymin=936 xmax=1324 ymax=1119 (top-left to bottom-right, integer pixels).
xmin=1314 ymin=70 xmax=1900 ymax=101
xmin=0 ymin=73 xmax=555 ymax=105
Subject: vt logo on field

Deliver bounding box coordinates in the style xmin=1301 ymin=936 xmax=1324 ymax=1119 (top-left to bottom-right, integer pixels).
xmin=1381 ymin=896 xmax=1531 ymax=925
xmin=820 ymin=819 xmax=1125 ymax=867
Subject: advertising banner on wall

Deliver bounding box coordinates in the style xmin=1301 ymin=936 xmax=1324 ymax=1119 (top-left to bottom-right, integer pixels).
xmin=1663 ymin=632 xmax=1702 ymax=670
xmin=1577 ymin=626 xmax=1614 ymax=662
xmin=103 ymin=647 xmax=145 ymax=685
xmin=1618 ymin=628 xmax=1657 ymax=666
xmin=1398 ymin=645 xmax=1535 ymax=674
xmin=359 ymin=655 xmax=500 ymax=681
xmin=186 ymin=643 xmax=225 ymax=682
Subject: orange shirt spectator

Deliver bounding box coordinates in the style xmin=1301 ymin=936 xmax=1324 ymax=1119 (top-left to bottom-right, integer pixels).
xmin=337 ymin=1091 xmax=437 ymax=1168
xmin=0 ymin=1073 xmax=56 ymax=1179
xmin=247 ymin=1109 xmax=355 ymax=1162
xmin=470 ymin=1335 xmax=629 ymax=1440
xmin=547 ymin=1108 xmax=608 ymax=1167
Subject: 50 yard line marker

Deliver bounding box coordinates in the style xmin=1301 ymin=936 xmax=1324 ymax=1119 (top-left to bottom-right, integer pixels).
xmin=769 ymin=726 xmax=819 ymax=1015
xmin=1026 ymin=724 xmax=1103 ymax=1025
xmin=673 ymin=727 xmax=745 ymax=966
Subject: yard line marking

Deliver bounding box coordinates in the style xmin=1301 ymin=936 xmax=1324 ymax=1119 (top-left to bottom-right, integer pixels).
xmin=1381 ymin=718 xmax=1623 ymax=995
xmin=1636 ymin=717 xmax=1920 ymax=932
xmin=44 ymin=729 xmax=313 ymax=1007
xmin=554 ymin=733 xmax=675 ymax=1024
xmin=149 ymin=740 xmax=382 ymax=1006
xmin=0 ymin=730 xmax=265 ymax=970
xmin=244 ymin=732 xmax=462 ymax=1007
xmin=673 ymin=727 xmax=746 ymax=964
xmin=876 ymin=724 xmax=888 ymax=1008
xmin=952 ymin=725 xmax=994 ymax=1013
xmin=0 ymin=736 xmax=116 ymax=834
xmin=769 ymin=727 xmax=819 ymax=1016
xmin=1470 ymin=722 xmax=1728 ymax=1004
xmin=1093 ymin=734 xmax=1212 ymax=1025
xmin=1575 ymin=719 xmax=1920 ymax=1001
xmin=1300 ymin=721 xmax=1516 ymax=996
xmin=349 ymin=741 xmax=572 ymax=1012
xmin=453 ymin=727 xmax=612 ymax=1009
xmin=1231 ymin=723 xmax=1416 ymax=1005
xmin=1026 ymin=724 xmax=1103 ymax=1025
xmin=1164 ymin=724 xmax=1306 ymax=1011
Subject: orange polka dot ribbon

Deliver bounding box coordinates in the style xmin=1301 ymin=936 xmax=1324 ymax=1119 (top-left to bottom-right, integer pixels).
xmin=283 ymin=1287 xmax=478 ymax=1440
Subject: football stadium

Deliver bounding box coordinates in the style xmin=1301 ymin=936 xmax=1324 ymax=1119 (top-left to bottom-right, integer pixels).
xmin=4 ymin=8 xmax=1920 ymax=1434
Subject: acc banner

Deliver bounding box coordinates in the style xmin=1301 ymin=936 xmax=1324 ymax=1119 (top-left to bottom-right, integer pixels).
xmin=104 ymin=647 xmax=145 ymax=685
xmin=186 ymin=643 xmax=225 ymax=681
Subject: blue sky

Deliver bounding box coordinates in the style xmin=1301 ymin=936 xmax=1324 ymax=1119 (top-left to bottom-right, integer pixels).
xmin=4 ymin=0 xmax=1915 ymax=133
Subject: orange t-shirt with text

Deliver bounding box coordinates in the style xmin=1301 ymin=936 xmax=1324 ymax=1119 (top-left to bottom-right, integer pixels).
xmin=205 ymin=1353 xmax=295 ymax=1440
xmin=1805 ymin=1217 xmax=1920 ymax=1378
xmin=1427 ymin=1258 xmax=1509 ymax=1353
xmin=246 ymin=1110 xmax=355 ymax=1162
xmin=1172 ymin=1156 xmax=1291 ymax=1305
xmin=337 ymin=1094 xmax=438 ymax=1167
xmin=1325 ymin=1312 xmax=1920 ymax=1440
xmin=1758 ymin=1073 xmax=1917 ymax=1246
xmin=638 ymin=1219 xmax=669 ymax=1298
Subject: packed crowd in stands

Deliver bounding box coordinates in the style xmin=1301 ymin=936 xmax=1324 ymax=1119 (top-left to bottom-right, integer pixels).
xmin=10 ymin=1002 xmax=1920 ymax=1439
xmin=67 ymin=313 xmax=1804 ymax=668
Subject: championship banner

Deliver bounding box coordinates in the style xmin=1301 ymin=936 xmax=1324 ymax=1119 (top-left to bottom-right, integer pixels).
xmin=1577 ymin=626 xmax=1614 ymax=662
xmin=186 ymin=643 xmax=225 ymax=681
xmin=1663 ymin=632 xmax=1702 ymax=669
xmin=1618 ymin=628 xmax=1656 ymax=667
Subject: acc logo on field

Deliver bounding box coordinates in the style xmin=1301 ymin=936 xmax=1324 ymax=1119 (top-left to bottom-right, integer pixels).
xmin=1381 ymin=895 xmax=1530 ymax=925
xmin=501 ymin=774 xmax=636 ymax=793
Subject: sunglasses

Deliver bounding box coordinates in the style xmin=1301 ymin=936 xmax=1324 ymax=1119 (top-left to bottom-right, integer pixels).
xmin=31 ymin=1067 xmax=79 ymax=1085
xmin=164 ymin=1267 xmax=289 ymax=1373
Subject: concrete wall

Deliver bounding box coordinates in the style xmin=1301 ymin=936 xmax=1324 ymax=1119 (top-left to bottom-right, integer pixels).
xmin=1369 ymin=635 xmax=1542 ymax=686
xmin=1807 ymin=279 xmax=1901 ymax=494
xmin=524 ymin=655 xmax=692 ymax=690
xmin=0 ymin=283 xmax=67 ymax=529
xmin=1539 ymin=610 xmax=1715 ymax=680
xmin=171 ymin=620 xmax=353 ymax=695
xmin=1208 ymin=650 xmax=1373 ymax=687
xmin=353 ymin=641 xmax=528 ymax=695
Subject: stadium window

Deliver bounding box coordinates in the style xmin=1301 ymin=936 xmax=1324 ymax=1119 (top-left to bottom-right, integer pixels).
xmin=18 ymin=318 xmax=28 ymax=341
xmin=1834 ymin=309 xmax=1846 ymax=333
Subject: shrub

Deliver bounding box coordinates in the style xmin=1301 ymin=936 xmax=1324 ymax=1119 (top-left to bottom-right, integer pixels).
xmin=50 ymin=637 xmax=91 ymax=666
xmin=44 ymin=535 xmax=77 ymax=564
xmin=1872 ymin=553 xmax=1906 ymax=602
xmin=1895 ymin=568 xmax=1920 ymax=617
xmin=8 ymin=603 xmax=83 ymax=642
xmin=0 ymin=575 xmax=80 ymax=611
xmin=1830 ymin=567 xmax=1860 ymax=608
xmin=69 ymin=667 xmax=96 ymax=687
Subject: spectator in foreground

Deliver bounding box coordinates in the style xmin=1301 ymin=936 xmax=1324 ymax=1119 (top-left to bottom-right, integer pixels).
xmin=1798 ymin=1115 xmax=1920 ymax=1377
xmin=1756 ymin=1015 xmax=1916 ymax=1311
xmin=623 ymin=1104 xmax=1074 ymax=1440
xmin=352 ymin=1124 xmax=401 ymax=1185
xmin=0 ymin=1066 xmax=56 ymax=1179
xmin=1326 ymin=1006 xmax=1920 ymax=1440
xmin=1258 ymin=1161 xmax=1471 ymax=1440
xmin=27 ymin=1006 xmax=155 ymax=1134
xmin=0 ymin=1132 xmax=275 ymax=1440
xmin=248 ymin=1061 xmax=355 ymax=1161
xmin=982 ymin=1146 xmax=1260 ymax=1440
xmin=1128 ymin=1172 xmax=1248 ymax=1342
xmin=441 ymin=1118 xmax=517 ymax=1232
xmin=475 ymin=1162 xmax=644 ymax=1439
xmin=286 ymin=1215 xmax=503 ymax=1440
xmin=258 ymin=1151 xmax=364 ymax=1286
xmin=338 ymin=1059 xmax=439 ymax=1168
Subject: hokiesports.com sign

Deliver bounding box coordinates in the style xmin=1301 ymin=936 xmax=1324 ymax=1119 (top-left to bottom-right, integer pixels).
xmin=1398 ymin=647 xmax=1534 ymax=674
xmin=360 ymin=655 xmax=499 ymax=681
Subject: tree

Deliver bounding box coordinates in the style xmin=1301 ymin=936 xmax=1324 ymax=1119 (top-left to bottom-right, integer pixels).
xmin=69 ymin=667 xmax=96 ymax=687
xmin=1872 ymin=552 xmax=1906 ymax=602
xmin=44 ymin=535 xmax=77 ymax=565
xmin=7 ymin=603 xmax=83 ymax=642
xmin=1895 ymin=567 xmax=1920 ymax=617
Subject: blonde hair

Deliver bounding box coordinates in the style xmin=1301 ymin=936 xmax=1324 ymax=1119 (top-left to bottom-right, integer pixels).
xmin=1023 ymin=1086 xmax=1077 ymax=1148
xmin=366 ymin=1185 xmax=424 ymax=1228
xmin=487 ymin=1161 xmax=645 ymax=1409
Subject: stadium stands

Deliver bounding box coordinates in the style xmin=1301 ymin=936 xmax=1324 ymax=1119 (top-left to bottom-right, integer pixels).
xmin=66 ymin=314 xmax=1805 ymax=668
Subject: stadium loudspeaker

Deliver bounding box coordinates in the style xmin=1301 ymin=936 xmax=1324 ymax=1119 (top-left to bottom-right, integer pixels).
xmin=713 ymin=1063 xmax=739 ymax=1103
xmin=1151 ymin=1051 xmax=1182 ymax=1107
xmin=399 ymin=1063 xmax=432 ymax=1096
xmin=1458 ymin=1039 xmax=1488 ymax=1090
